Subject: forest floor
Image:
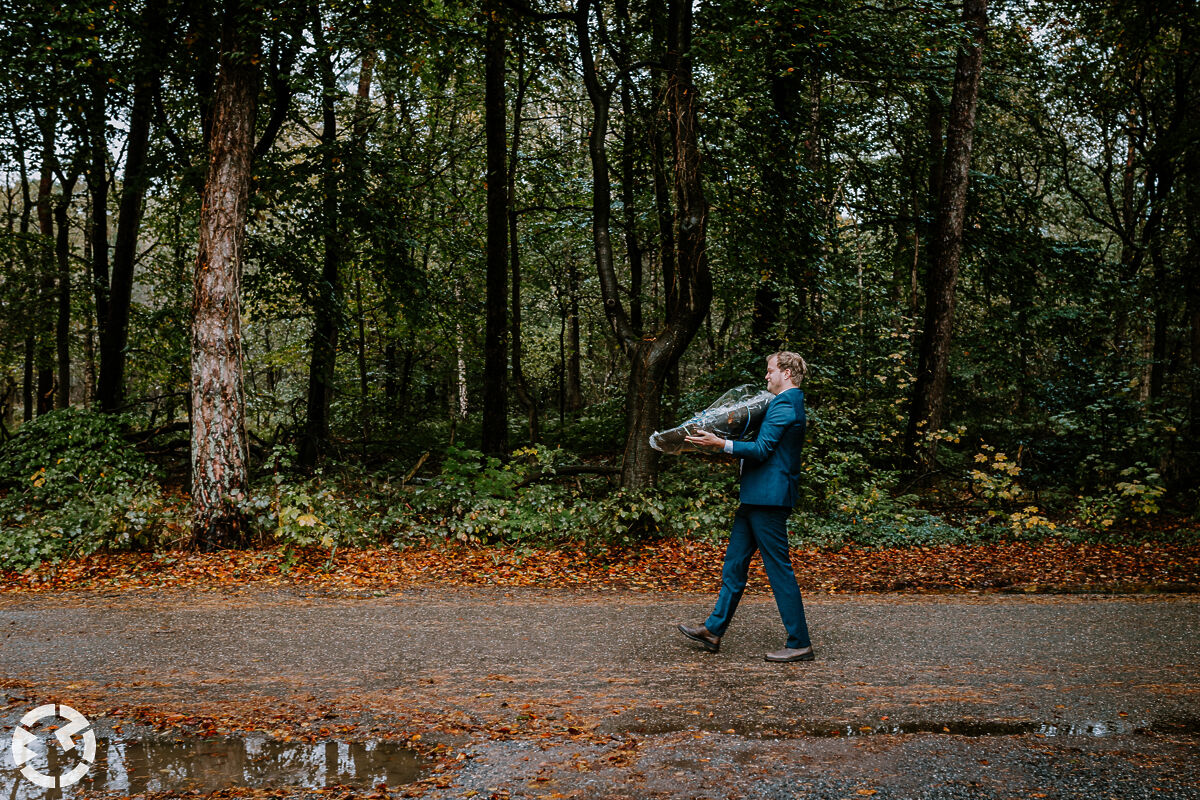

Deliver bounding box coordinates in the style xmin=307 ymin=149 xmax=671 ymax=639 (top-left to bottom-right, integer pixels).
xmin=2 ymin=537 xmax=1199 ymax=596
xmin=1 ymin=543 xmax=1199 ymax=799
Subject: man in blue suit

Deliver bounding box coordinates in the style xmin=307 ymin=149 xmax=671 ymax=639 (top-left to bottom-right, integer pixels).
xmin=678 ymin=351 xmax=814 ymax=662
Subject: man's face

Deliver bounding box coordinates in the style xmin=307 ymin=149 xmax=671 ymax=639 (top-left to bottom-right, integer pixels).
xmin=765 ymin=357 xmax=790 ymax=395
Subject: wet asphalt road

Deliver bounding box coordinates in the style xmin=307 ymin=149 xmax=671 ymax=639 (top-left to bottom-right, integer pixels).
xmin=1 ymin=588 xmax=1198 ymax=798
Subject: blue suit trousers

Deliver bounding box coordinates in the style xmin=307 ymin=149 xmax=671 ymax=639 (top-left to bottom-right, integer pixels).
xmin=704 ymin=504 xmax=811 ymax=649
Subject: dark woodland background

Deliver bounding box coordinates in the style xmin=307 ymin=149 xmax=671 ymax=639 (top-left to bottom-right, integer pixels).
xmin=1 ymin=0 xmax=1197 ymax=568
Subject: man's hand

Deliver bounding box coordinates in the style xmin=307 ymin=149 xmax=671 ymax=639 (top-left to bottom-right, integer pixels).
xmin=684 ymin=428 xmax=725 ymax=450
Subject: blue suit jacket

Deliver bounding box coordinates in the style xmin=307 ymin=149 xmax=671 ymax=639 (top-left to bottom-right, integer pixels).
xmin=729 ymin=388 xmax=806 ymax=508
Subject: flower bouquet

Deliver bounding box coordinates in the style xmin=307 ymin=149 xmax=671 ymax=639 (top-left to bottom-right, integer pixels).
xmin=649 ymin=384 xmax=774 ymax=454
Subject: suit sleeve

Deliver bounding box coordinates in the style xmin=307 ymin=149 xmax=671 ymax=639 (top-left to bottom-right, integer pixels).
xmin=729 ymin=398 xmax=797 ymax=464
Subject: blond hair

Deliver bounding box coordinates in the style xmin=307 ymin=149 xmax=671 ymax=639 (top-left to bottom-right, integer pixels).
xmin=770 ymin=351 xmax=808 ymax=385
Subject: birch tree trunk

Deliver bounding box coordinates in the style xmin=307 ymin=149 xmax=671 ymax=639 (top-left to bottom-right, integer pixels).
xmin=54 ymin=167 xmax=81 ymax=409
xmin=35 ymin=107 xmax=57 ymax=414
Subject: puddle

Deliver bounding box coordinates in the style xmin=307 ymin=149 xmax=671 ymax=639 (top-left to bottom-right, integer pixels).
xmin=815 ymin=717 xmax=1200 ymax=738
xmin=607 ymin=713 xmax=1200 ymax=739
xmin=1 ymin=733 xmax=425 ymax=799
xmin=825 ymin=719 xmax=1148 ymax=737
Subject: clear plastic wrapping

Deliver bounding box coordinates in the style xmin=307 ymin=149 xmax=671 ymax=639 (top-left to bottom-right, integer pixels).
xmin=649 ymin=384 xmax=774 ymax=454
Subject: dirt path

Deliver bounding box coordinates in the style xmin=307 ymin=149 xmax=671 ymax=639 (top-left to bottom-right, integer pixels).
xmin=2 ymin=588 xmax=1198 ymax=798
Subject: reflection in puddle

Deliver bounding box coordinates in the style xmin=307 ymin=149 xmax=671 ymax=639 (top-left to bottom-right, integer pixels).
xmin=611 ymin=713 xmax=1200 ymax=739
xmin=831 ymin=719 xmax=1147 ymax=737
xmin=2 ymin=734 xmax=424 ymax=799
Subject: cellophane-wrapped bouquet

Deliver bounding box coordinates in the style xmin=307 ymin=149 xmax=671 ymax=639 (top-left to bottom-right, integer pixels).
xmin=649 ymin=384 xmax=774 ymax=454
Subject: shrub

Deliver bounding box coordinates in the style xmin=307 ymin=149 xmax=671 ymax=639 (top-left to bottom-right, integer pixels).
xmin=0 ymin=409 xmax=168 ymax=571
xmin=236 ymin=445 xmax=395 ymax=553
xmin=399 ymin=444 xmax=576 ymax=544
xmin=1072 ymin=462 xmax=1166 ymax=529
xmin=393 ymin=445 xmax=739 ymax=547
xmin=788 ymin=510 xmax=974 ymax=549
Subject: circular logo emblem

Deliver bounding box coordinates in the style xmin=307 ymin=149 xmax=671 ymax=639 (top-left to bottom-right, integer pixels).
xmin=9 ymin=704 xmax=97 ymax=789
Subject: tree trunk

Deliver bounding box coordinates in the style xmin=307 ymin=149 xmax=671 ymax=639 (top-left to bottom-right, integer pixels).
xmin=649 ymin=0 xmax=676 ymax=321
xmin=564 ymin=256 xmax=584 ymax=412
xmin=98 ymin=12 xmax=161 ymax=412
xmin=576 ymin=0 xmax=711 ymax=490
xmin=190 ymin=5 xmax=258 ymax=550
xmin=904 ymin=0 xmax=987 ymax=473
xmin=508 ymin=36 xmax=539 ymax=443
xmin=23 ymin=337 xmax=33 ymax=422
xmin=482 ymin=0 xmax=509 ymax=455
xmin=352 ymin=50 xmax=376 ymax=416
xmin=54 ymin=167 xmax=81 ymax=409
xmin=621 ymin=344 xmax=672 ymax=487
xmin=8 ymin=109 xmax=35 ymax=420
xmin=298 ymin=23 xmax=342 ymax=470
xmin=751 ymin=49 xmax=799 ymax=353
xmin=88 ymin=68 xmax=111 ymax=376
xmin=1143 ymin=54 xmax=1189 ymax=401
xmin=620 ymin=84 xmax=644 ymax=336
xmin=35 ymin=107 xmax=57 ymax=415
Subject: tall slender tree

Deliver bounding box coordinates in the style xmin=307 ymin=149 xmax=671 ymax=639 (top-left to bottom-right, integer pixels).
xmin=904 ymin=0 xmax=988 ymax=473
xmin=97 ymin=4 xmax=164 ymax=412
xmin=482 ymin=0 xmax=510 ymax=456
xmin=34 ymin=104 xmax=57 ymax=414
xmin=508 ymin=28 xmax=540 ymax=443
xmin=54 ymin=160 xmax=82 ymax=409
xmin=299 ymin=10 xmax=345 ymax=470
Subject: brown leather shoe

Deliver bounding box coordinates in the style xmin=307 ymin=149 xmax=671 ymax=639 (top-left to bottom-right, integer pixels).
xmin=677 ymin=623 xmax=720 ymax=652
xmin=764 ymin=645 xmax=815 ymax=662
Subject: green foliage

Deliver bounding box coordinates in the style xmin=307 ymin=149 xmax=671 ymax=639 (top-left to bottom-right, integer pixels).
xmin=0 ymin=410 xmax=169 ymax=571
xmin=551 ymin=398 xmax=627 ymax=456
xmin=0 ymin=409 xmax=149 ymax=505
xmin=788 ymin=510 xmax=972 ymax=550
xmin=340 ymin=443 xmax=739 ymax=551
xmin=1072 ymin=463 xmax=1167 ymax=530
xmin=1 ymin=0 xmax=1196 ymax=562
xmin=239 ymin=476 xmax=380 ymax=552
xmin=575 ymin=462 xmax=739 ymax=548
xmin=234 ymin=446 xmax=386 ymax=554
xmin=402 ymin=445 xmax=583 ymax=544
